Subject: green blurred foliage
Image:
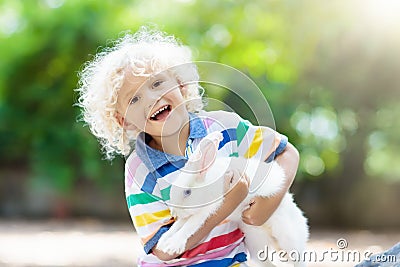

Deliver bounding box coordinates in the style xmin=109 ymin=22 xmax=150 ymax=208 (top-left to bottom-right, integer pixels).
xmin=0 ymin=0 xmax=399 ymax=198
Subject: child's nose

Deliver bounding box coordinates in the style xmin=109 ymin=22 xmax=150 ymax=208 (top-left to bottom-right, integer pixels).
xmin=146 ymin=95 xmax=162 ymax=109
xmin=146 ymin=96 xmax=160 ymax=109
xmin=144 ymin=88 xmax=163 ymax=101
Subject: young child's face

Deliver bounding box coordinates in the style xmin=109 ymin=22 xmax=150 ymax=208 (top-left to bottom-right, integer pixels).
xmin=116 ymin=69 xmax=189 ymax=138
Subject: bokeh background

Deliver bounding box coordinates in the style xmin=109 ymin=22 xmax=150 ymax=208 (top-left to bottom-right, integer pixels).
xmin=0 ymin=0 xmax=399 ymax=266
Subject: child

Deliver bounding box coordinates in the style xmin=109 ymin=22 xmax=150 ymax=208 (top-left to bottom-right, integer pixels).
xmin=76 ymin=27 xmax=300 ymax=266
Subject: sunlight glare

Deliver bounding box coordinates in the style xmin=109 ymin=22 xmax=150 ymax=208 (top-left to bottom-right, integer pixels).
xmin=364 ymin=0 xmax=400 ymax=29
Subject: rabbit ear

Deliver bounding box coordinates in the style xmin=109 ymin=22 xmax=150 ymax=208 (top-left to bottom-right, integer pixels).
xmin=187 ymin=132 xmax=223 ymax=182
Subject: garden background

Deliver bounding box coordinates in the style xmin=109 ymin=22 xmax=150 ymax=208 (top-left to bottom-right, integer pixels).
xmin=0 ymin=0 xmax=399 ymax=266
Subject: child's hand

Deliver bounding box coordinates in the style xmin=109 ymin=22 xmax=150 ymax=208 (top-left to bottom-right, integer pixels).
xmin=223 ymin=169 xmax=249 ymax=205
xmin=242 ymin=196 xmax=271 ymax=226
xmin=242 ymin=142 xmax=300 ymax=226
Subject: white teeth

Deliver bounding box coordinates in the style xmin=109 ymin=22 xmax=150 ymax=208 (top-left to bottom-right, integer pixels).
xmin=150 ymin=105 xmax=169 ymax=119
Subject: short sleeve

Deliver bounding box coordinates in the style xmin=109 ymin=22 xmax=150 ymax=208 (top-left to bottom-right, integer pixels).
xmin=265 ymin=134 xmax=288 ymax=162
xmin=125 ymin=156 xmax=174 ymax=254
xmin=235 ymin=117 xmax=287 ymax=162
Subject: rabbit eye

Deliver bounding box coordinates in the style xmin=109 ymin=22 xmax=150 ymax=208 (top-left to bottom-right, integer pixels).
xmin=183 ymin=189 xmax=192 ymax=197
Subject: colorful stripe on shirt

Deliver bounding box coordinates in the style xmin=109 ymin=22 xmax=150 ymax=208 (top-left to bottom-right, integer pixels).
xmin=125 ymin=110 xmax=288 ymax=266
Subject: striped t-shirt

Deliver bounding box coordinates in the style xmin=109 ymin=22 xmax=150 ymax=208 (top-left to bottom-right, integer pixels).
xmin=125 ymin=110 xmax=288 ymax=267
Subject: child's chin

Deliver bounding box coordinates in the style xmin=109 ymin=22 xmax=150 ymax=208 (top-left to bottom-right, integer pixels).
xmin=163 ymin=115 xmax=187 ymax=132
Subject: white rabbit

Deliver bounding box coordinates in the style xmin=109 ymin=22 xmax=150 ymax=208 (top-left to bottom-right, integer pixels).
xmin=157 ymin=131 xmax=309 ymax=267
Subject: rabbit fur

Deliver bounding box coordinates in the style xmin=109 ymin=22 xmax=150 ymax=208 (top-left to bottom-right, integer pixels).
xmin=156 ymin=131 xmax=309 ymax=266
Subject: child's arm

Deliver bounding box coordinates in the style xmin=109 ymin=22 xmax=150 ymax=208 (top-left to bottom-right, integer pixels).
xmin=241 ymin=141 xmax=300 ymax=226
xmin=152 ymin=169 xmax=250 ymax=261
xmin=202 ymin=110 xmax=300 ymax=226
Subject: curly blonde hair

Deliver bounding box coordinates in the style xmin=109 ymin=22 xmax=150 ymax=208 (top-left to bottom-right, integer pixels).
xmin=76 ymin=27 xmax=204 ymax=160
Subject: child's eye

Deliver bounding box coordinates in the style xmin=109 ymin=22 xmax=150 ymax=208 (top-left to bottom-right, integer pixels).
xmin=130 ymin=96 xmax=140 ymax=104
xmin=152 ymin=80 xmax=164 ymax=89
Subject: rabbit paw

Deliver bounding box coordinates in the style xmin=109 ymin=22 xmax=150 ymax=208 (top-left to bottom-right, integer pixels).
xmin=157 ymin=234 xmax=187 ymax=255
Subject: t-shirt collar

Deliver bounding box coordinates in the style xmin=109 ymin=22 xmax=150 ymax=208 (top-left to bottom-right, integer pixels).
xmin=135 ymin=112 xmax=207 ymax=172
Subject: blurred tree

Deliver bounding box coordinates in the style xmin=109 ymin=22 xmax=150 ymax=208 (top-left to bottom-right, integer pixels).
xmin=0 ymin=0 xmax=129 ymax=196
xmin=0 ymin=0 xmax=399 ymax=226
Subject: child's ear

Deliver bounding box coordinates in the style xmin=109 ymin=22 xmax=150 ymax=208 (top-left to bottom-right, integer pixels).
xmin=115 ymin=112 xmax=125 ymax=127
xmin=177 ymin=77 xmax=188 ymax=96
xmin=115 ymin=112 xmax=137 ymax=130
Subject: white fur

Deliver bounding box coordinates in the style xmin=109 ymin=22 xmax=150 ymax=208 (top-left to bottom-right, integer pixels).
xmin=157 ymin=132 xmax=309 ymax=267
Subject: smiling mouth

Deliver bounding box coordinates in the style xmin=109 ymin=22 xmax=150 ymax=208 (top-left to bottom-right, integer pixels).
xmin=149 ymin=105 xmax=172 ymax=121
